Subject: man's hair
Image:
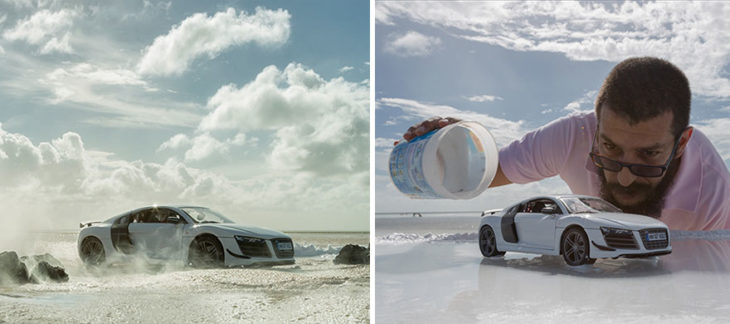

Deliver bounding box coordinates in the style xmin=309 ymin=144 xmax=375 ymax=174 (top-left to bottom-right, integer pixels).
xmin=595 ymin=57 xmax=691 ymax=138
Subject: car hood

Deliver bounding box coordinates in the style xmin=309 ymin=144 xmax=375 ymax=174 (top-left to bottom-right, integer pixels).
xmin=584 ymin=212 xmax=668 ymax=230
xmin=199 ymin=223 xmax=289 ymax=239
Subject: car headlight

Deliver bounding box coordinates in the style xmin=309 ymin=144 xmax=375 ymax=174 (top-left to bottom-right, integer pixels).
xmin=234 ymin=235 xmax=266 ymax=244
xmin=600 ymin=226 xmax=633 ymax=236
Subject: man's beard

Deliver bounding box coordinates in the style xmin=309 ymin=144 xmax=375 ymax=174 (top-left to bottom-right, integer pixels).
xmin=599 ymin=157 xmax=681 ymax=218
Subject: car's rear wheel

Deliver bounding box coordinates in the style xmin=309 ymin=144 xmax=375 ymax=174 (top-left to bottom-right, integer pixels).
xmin=479 ymin=225 xmax=505 ymax=257
xmin=188 ymin=236 xmax=224 ymax=268
xmin=80 ymin=237 xmax=106 ymax=266
xmin=561 ymin=227 xmax=595 ymax=266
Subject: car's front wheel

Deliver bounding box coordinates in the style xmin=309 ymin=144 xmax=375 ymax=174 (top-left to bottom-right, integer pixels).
xmin=188 ymin=236 xmax=224 ymax=268
xmin=561 ymin=227 xmax=595 ymax=266
xmin=80 ymin=236 xmax=106 ymax=266
xmin=479 ymin=225 xmax=505 ymax=257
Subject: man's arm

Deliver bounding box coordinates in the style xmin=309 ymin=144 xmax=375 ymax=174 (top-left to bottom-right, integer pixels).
xmin=489 ymin=165 xmax=511 ymax=188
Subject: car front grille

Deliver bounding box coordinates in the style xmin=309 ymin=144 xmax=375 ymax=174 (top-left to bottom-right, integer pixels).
xmin=236 ymin=237 xmax=271 ymax=258
xmin=639 ymin=228 xmax=669 ymax=250
xmin=272 ymin=238 xmax=294 ymax=259
xmin=602 ymin=231 xmax=639 ymax=250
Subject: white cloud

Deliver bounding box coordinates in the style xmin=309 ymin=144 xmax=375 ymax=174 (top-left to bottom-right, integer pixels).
xmin=2 ymin=9 xmax=78 ymax=54
xmin=137 ymin=7 xmax=291 ymax=76
xmin=183 ymin=133 xmax=231 ymax=162
xmin=39 ymin=31 xmax=71 ymax=54
xmin=377 ymin=97 xmax=525 ymax=147
xmin=383 ymin=31 xmax=441 ymax=57
xmin=376 ymin=1 xmax=730 ymax=98
xmin=465 ymin=94 xmax=503 ymax=103
xmin=157 ymin=133 xmax=191 ymax=152
xmin=40 ymin=63 xmax=201 ymax=128
xmin=47 ymin=63 xmax=150 ymax=89
xmin=562 ymin=90 xmax=597 ymax=114
xmin=157 ymin=132 xmax=248 ymax=163
xmin=339 ymin=66 xmax=354 ymax=73
xmin=196 ymin=63 xmax=369 ymax=176
xmin=0 ymin=124 xmax=367 ymax=232
xmin=563 ymin=90 xmax=598 ymax=113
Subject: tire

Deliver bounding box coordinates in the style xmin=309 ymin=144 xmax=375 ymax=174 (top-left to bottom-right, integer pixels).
xmin=188 ymin=236 xmax=224 ymax=268
xmin=80 ymin=237 xmax=106 ymax=266
xmin=561 ymin=227 xmax=595 ymax=266
xmin=479 ymin=225 xmax=505 ymax=257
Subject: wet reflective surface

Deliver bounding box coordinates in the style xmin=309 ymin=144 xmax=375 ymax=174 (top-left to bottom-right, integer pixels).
xmin=376 ymin=236 xmax=730 ymax=323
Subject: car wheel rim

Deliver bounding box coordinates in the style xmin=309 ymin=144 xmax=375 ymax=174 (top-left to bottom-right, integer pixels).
xmin=480 ymin=228 xmax=496 ymax=255
xmin=82 ymin=240 xmax=103 ymax=264
xmin=564 ymin=231 xmax=586 ymax=264
xmin=197 ymin=240 xmax=220 ymax=264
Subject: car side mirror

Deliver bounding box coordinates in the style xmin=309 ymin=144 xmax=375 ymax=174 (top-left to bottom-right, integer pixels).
xmin=166 ymin=216 xmax=181 ymax=224
xmin=541 ymin=206 xmax=557 ymax=214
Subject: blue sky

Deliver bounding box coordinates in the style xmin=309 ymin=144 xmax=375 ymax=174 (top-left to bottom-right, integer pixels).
xmin=0 ymin=0 xmax=369 ymax=234
xmin=374 ymin=1 xmax=730 ymax=214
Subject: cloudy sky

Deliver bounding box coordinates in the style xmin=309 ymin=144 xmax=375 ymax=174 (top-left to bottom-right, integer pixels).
xmin=375 ymin=1 xmax=730 ymax=214
xmin=0 ymin=0 xmax=369 ymax=235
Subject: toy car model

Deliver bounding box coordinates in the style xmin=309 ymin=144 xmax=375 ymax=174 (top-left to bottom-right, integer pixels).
xmin=78 ymin=206 xmax=295 ymax=268
xmin=479 ymin=194 xmax=671 ymax=266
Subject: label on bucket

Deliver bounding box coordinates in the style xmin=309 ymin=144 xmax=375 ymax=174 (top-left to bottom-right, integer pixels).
xmin=389 ymin=131 xmax=440 ymax=198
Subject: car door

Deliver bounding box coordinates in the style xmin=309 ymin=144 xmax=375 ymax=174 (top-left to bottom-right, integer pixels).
xmin=514 ymin=199 xmax=560 ymax=250
xmin=128 ymin=208 xmax=185 ymax=259
xmin=110 ymin=213 xmax=135 ymax=254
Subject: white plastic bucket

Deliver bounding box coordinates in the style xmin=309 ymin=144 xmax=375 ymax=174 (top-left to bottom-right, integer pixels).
xmin=389 ymin=121 xmax=499 ymax=199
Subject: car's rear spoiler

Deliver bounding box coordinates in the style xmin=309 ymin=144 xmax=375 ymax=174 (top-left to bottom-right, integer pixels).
xmin=79 ymin=221 xmax=101 ymax=228
xmin=481 ymin=209 xmax=503 ymax=217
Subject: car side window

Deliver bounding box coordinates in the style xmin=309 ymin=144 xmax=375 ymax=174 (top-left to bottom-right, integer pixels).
xmin=132 ymin=210 xmax=155 ymax=223
xmin=523 ymin=200 xmax=544 ymax=213
xmin=158 ymin=208 xmax=185 ymax=224
xmin=541 ymin=200 xmax=560 ymax=214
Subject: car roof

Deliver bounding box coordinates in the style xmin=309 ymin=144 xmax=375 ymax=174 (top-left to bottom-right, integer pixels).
xmin=513 ymin=194 xmax=604 ymax=206
xmin=113 ymin=205 xmax=206 ymax=217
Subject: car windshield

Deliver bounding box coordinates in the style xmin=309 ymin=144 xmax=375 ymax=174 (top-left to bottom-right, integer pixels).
xmin=181 ymin=207 xmax=234 ymax=224
xmin=560 ymin=197 xmax=622 ymax=214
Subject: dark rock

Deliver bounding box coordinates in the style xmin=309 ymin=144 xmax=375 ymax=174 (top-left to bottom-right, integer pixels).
xmin=2 ymin=251 xmax=69 ymax=285
xmin=30 ymin=261 xmax=69 ymax=283
xmin=334 ymin=244 xmax=369 ymax=265
xmin=21 ymin=253 xmax=64 ymax=268
xmin=0 ymin=251 xmax=30 ymax=285
xmin=20 ymin=254 xmax=69 ymax=283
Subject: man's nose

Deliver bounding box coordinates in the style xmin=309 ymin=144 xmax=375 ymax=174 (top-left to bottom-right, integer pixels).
xmin=617 ymin=167 xmax=637 ymax=187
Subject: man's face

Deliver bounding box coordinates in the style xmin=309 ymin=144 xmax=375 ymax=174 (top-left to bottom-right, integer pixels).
xmin=596 ymin=107 xmax=689 ymax=215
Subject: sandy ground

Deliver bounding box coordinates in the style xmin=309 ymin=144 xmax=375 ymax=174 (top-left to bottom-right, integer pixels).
xmin=1 ymin=233 xmax=369 ymax=323
xmin=376 ymin=233 xmax=730 ymax=323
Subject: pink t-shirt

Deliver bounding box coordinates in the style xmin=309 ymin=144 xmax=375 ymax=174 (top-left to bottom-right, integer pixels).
xmin=499 ymin=111 xmax=730 ymax=231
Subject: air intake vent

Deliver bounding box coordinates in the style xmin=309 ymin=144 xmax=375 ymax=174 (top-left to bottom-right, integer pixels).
xmin=602 ymin=232 xmax=639 ymax=250
xmin=235 ymin=237 xmax=271 ymax=258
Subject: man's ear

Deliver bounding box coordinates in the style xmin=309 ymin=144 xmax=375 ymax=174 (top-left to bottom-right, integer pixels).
xmin=675 ymin=127 xmax=693 ymax=158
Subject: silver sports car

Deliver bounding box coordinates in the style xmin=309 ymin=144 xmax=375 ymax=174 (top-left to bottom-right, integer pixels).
xmin=78 ymin=206 xmax=295 ymax=268
xmin=479 ymin=194 xmax=671 ymax=266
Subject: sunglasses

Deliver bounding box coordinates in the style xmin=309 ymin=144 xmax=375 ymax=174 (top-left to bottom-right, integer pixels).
xmin=589 ymin=128 xmax=683 ymax=178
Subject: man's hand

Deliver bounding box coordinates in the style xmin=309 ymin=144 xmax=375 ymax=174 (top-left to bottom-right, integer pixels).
xmin=394 ymin=116 xmax=462 ymax=145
